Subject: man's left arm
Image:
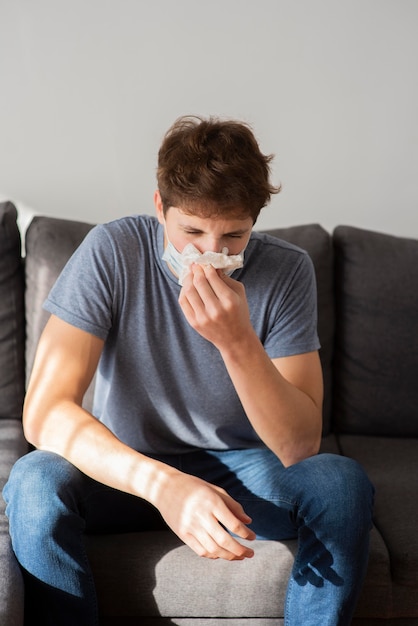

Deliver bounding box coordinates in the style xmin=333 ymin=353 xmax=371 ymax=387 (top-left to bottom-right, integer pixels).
xmin=220 ymin=344 xmax=323 ymax=467
xmin=179 ymin=264 xmax=323 ymax=467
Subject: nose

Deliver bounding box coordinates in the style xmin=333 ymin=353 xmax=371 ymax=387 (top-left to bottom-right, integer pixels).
xmin=198 ymin=236 xmax=225 ymax=254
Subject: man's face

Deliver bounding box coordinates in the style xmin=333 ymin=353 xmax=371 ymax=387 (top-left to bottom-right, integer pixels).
xmin=154 ymin=190 xmax=253 ymax=257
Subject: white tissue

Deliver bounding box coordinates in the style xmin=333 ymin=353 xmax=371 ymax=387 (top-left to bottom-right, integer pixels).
xmin=178 ymin=244 xmax=244 ymax=285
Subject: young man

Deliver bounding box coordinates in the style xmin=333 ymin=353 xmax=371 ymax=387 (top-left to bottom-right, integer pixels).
xmin=4 ymin=116 xmax=374 ymax=625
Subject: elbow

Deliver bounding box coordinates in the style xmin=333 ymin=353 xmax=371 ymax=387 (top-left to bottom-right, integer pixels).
xmin=22 ymin=395 xmax=46 ymax=449
xmin=22 ymin=405 xmax=39 ymax=448
xmin=279 ymin=434 xmax=322 ymax=468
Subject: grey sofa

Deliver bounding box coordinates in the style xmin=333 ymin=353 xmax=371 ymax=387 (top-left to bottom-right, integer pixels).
xmin=1 ymin=199 xmax=418 ymax=625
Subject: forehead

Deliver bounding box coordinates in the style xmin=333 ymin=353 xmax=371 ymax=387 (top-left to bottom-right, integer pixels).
xmin=168 ymin=206 xmax=253 ymax=231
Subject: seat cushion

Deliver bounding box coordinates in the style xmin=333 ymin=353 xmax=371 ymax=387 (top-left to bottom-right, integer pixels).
xmin=86 ymin=531 xmax=297 ymax=620
xmin=339 ymin=435 xmax=418 ymax=591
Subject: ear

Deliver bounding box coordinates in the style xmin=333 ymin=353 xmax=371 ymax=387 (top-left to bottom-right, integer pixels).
xmin=154 ymin=190 xmax=164 ymax=224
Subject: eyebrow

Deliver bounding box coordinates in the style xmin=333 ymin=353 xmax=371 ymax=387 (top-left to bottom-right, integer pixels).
xmin=179 ymin=223 xmax=251 ymax=236
xmin=225 ymin=228 xmax=252 ymax=236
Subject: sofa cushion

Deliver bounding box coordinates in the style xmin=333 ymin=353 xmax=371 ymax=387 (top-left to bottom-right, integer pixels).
xmin=86 ymin=532 xmax=297 ymax=619
xmin=0 ymin=202 xmax=25 ymax=419
xmin=263 ymin=224 xmax=334 ymax=436
xmin=25 ymin=216 xmax=94 ymax=389
xmin=333 ymin=226 xmax=418 ymax=436
xmin=87 ymin=520 xmax=394 ymax=621
xmin=339 ymin=435 xmax=418 ymax=598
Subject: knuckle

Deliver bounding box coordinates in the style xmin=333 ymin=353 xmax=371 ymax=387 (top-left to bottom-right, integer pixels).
xmin=192 ymin=271 xmax=206 ymax=286
xmin=229 ymin=520 xmax=244 ymax=535
xmin=210 ymin=309 xmax=223 ymax=324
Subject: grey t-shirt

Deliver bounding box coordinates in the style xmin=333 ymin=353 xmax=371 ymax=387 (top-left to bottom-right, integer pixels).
xmin=44 ymin=215 xmax=320 ymax=454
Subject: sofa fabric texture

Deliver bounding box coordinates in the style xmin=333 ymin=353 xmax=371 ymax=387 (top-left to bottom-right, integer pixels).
xmin=1 ymin=201 xmax=418 ymax=625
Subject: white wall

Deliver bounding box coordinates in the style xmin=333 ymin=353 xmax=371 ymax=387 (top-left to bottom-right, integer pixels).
xmin=1 ymin=0 xmax=417 ymax=237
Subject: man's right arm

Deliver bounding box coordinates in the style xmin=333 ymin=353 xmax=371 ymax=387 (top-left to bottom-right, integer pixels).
xmin=24 ymin=314 xmax=255 ymax=560
xmin=24 ymin=314 xmax=155 ymax=496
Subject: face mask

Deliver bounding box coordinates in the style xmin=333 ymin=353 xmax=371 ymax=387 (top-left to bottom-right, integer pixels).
xmin=162 ymin=231 xmax=245 ymax=286
xmin=162 ymin=238 xmax=186 ymax=280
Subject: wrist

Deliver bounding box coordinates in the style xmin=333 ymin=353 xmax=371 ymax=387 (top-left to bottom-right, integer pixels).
xmin=137 ymin=458 xmax=180 ymax=508
xmin=219 ymin=328 xmax=261 ymax=362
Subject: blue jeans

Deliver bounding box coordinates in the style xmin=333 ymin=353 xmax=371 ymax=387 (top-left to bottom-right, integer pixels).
xmin=3 ymin=448 xmax=374 ymax=625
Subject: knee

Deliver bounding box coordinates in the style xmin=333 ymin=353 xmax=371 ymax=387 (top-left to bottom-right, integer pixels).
xmin=5 ymin=450 xmax=65 ymax=498
xmin=317 ymin=452 xmax=372 ymax=492
xmin=323 ymin=454 xmax=374 ymax=530
xmin=4 ymin=450 xmax=81 ymax=530
xmin=292 ymin=453 xmax=374 ymax=522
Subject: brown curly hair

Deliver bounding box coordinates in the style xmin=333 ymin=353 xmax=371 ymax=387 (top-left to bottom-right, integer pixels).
xmin=157 ymin=115 xmax=281 ymax=223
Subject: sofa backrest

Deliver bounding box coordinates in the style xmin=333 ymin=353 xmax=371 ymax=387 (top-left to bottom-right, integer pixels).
xmin=263 ymin=225 xmax=335 ymax=436
xmin=333 ymin=225 xmax=418 ymax=437
xmin=0 ymin=202 xmax=25 ymax=420
xmin=25 ymin=216 xmax=94 ymax=407
xmin=22 ymin=215 xmax=418 ymax=439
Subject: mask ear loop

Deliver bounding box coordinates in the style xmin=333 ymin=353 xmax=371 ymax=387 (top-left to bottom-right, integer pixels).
xmin=161 ymin=220 xmax=187 ymax=280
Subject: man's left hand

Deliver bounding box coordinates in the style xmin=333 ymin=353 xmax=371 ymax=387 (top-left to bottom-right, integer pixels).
xmin=178 ymin=263 xmax=251 ymax=349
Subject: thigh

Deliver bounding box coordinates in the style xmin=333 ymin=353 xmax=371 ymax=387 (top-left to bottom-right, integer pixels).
xmin=82 ymin=481 xmax=167 ymax=533
xmin=180 ymin=449 xmax=373 ymax=544
xmin=180 ymin=447 xmax=299 ymax=541
xmin=5 ymin=449 xmax=167 ymax=534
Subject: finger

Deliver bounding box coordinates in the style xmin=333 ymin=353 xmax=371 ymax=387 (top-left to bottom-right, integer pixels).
xmin=180 ymin=266 xmax=222 ymax=325
xmin=212 ymin=489 xmax=255 ymax=534
xmin=191 ymin=265 xmax=221 ymax=302
xmin=194 ymin=519 xmax=254 ymax=561
xmin=200 ymin=264 xmax=232 ymax=298
xmin=223 ymin=498 xmax=255 ymax=532
xmin=180 ymin=507 xmax=254 ymax=561
xmin=181 ymin=532 xmax=219 ymax=560
xmin=209 ymin=521 xmax=255 ymax=559
xmin=219 ymin=510 xmax=256 ymax=543
xmin=190 ymin=266 xmax=239 ymax=325
xmin=178 ymin=271 xmax=206 ymax=322
xmin=187 ymin=265 xmax=242 ymax=304
xmin=180 ymin=266 xmax=208 ymax=307
xmin=178 ymin=286 xmax=198 ymax=323
xmin=213 ymin=499 xmax=256 ymax=545
xmin=200 ymin=266 xmax=247 ymax=311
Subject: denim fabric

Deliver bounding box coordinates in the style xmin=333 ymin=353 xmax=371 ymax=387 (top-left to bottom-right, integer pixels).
xmin=3 ymin=448 xmax=374 ymax=626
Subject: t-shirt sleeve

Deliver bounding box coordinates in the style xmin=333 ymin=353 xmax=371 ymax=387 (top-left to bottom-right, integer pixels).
xmin=44 ymin=225 xmax=115 ymax=340
xmin=263 ymin=252 xmax=320 ymax=358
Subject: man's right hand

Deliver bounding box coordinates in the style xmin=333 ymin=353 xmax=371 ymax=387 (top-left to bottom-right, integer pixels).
xmin=154 ymin=470 xmax=256 ymax=561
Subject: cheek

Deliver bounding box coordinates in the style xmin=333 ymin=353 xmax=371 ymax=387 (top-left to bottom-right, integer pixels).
xmin=226 ymin=237 xmax=250 ymax=255
xmin=171 ymin=234 xmax=191 ymax=254
xmin=226 ymin=242 xmax=245 ymax=254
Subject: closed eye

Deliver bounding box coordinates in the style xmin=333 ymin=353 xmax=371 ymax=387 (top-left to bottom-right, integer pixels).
xmin=183 ymin=229 xmax=204 ymax=235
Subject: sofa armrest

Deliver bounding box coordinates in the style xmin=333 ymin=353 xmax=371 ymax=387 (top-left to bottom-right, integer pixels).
xmin=0 ymin=420 xmax=29 ymax=626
